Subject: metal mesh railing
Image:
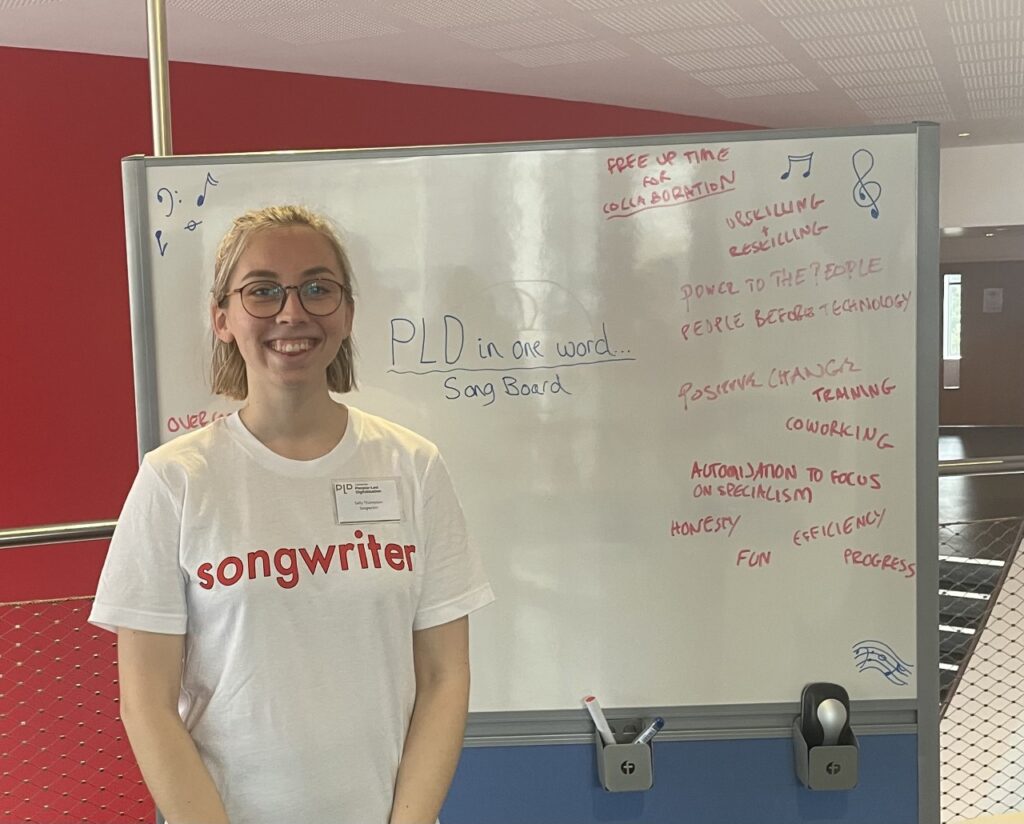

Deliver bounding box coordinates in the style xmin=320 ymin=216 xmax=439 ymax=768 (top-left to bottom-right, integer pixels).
xmin=0 ymin=597 xmax=152 ymax=824
xmin=940 ymin=517 xmax=1024 ymax=823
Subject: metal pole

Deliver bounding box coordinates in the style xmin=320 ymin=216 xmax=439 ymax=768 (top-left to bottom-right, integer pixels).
xmin=0 ymin=520 xmax=117 ymax=550
xmin=939 ymin=455 xmax=1024 ymax=476
xmin=146 ymin=0 xmax=173 ymax=156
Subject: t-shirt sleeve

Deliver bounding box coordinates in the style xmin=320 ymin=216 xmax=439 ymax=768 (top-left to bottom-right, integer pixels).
xmin=413 ymin=453 xmax=495 ymax=631
xmin=88 ymin=459 xmax=188 ymax=635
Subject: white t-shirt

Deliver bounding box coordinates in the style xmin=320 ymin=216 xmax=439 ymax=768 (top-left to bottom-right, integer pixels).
xmin=89 ymin=406 xmax=495 ymax=824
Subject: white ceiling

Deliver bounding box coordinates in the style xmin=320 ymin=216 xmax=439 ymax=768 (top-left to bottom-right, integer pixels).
xmin=2 ymin=0 xmax=1022 ymax=149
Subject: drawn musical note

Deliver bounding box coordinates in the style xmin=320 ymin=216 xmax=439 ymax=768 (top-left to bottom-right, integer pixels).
xmin=156 ymin=187 xmax=177 ymax=218
xmin=184 ymin=219 xmax=203 ymax=232
xmin=852 ymin=640 xmax=913 ymax=686
xmin=155 ymin=230 xmax=168 ymax=257
xmin=851 ymin=149 xmax=882 ymax=219
xmin=196 ymin=172 xmax=219 ymax=207
xmin=780 ymin=152 xmax=813 ymax=180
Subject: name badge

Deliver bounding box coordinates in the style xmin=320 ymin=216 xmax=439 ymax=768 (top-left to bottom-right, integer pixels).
xmin=333 ymin=478 xmax=403 ymax=524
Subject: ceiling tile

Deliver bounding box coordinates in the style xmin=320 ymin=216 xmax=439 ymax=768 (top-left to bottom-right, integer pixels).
xmin=831 ymin=66 xmax=939 ymax=86
xmin=0 ymin=0 xmax=60 ymax=8
xmin=386 ymin=0 xmax=544 ymax=28
xmin=857 ymin=95 xmax=954 ymax=115
xmin=446 ymin=18 xmax=590 ymax=49
xmin=781 ymin=6 xmax=919 ymax=39
xmin=692 ymin=63 xmax=804 ymax=84
xmin=801 ymin=29 xmax=928 ymax=57
xmin=969 ymin=101 xmax=1024 ymax=117
xmin=170 ymin=0 xmax=330 ymax=21
xmin=761 ymin=0 xmax=908 ymax=14
xmin=594 ymin=1 xmax=740 ymax=34
xmin=966 ymin=87 xmax=1024 ymax=100
xmin=950 ymin=19 xmax=1023 ymax=43
xmin=634 ymin=23 xmax=765 ymax=53
xmin=818 ymin=50 xmax=935 ymax=71
xmin=870 ymin=111 xmax=956 ymax=122
xmin=945 ymin=0 xmax=1023 ymax=23
xmin=496 ymin=39 xmax=629 ymax=66
xmin=239 ymin=9 xmax=401 ymax=44
xmin=846 ymin=81 xmax=947 ymax=99
xmin=956 ymin=40 xmax=1024 ymax=58
xmin=959 ymin=57 xmax=1024 ymax=74
xmin=715 ymin=78 xmax=819 ymax=96
xmin=564 ymin=0 xmax=653 ymax=9
xmin=661 ymin=44 xmax=788 ymax=68
xmin=963 ymin=73 xmax=1023 ymax=88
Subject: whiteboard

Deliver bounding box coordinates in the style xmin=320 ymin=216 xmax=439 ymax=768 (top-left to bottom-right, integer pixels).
xmin=122 ymin=125 xmax=935 ymax=714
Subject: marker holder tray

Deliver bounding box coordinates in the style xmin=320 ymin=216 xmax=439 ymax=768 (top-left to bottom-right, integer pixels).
xmin=792 ymin=718 xmax=859 ymax=790
xmin=595 ymin=718 xmax=654 ymax=792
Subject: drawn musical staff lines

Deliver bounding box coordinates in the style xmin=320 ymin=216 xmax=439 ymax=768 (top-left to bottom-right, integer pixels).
xmin=780 ymin=152 xmax=813 ymax=180
xmin=852 ymin=639 xmax=913 ymax=686
xmin=151 ymin=170 xmax=220 ymax=259
xmin=851 ymin=149 xmax=882 ymax=220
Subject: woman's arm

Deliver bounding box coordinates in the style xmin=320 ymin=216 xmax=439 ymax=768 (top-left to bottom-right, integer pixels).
xmin=118 ymin=628 xmax=231 ymax=824
xmin=389 ymin=616 xmax=471 ymax=824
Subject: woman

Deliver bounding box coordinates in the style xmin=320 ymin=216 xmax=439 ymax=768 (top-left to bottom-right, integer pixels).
xmin=89 ymin=205 xmax=495 ymax=824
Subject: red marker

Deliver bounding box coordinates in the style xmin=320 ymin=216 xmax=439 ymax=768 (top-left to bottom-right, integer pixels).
xmin=583 ymin=695 xmax=616 ymax=745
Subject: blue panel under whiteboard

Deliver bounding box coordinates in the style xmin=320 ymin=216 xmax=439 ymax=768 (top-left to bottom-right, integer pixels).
xmin=131 ymin=128 xmax=921 ymax=712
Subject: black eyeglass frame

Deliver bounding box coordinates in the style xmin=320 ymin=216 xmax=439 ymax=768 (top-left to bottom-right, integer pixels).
xmin=220 ymin=278 xmax=350 ymax=319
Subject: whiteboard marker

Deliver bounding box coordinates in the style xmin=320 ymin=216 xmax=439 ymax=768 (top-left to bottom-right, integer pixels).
xmin=632 ymin=717 xmax=664 ymax=745
xmin=583 ymin=695 xmax=616 ymax=745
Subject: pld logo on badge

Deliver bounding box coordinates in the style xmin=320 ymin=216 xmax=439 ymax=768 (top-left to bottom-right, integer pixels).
xmin=333 ymin=478 xmax=403 ymax=524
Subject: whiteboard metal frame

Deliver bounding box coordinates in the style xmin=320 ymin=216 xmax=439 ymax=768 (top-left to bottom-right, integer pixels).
xmin=914 ymin=121 xmax=941 ymax=824
xmin=121 ymin=122 xmax=940 ymax=822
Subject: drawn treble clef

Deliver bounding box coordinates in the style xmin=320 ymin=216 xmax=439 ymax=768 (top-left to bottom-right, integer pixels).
xmin=851 ymin=149 xmax=881 ymax=219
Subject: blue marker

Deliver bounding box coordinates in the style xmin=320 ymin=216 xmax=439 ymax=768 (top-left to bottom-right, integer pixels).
xmin=632 ymin=717 xmax=664 ymax=745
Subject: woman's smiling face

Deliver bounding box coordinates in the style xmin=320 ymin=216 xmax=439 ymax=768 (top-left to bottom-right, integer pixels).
xmin=212 ymin=225 xmax=353 ymax=398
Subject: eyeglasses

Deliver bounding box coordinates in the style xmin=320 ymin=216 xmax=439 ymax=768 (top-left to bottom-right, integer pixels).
xmin=223 ymin=278 xmax=348 ymax=318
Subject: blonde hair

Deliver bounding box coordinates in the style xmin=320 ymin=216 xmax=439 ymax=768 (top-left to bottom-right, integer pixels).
xmin=209 ymin=205 xmax=357 ymax=400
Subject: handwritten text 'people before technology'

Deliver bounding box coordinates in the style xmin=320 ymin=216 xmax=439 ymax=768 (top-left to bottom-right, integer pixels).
xmin=389 ymin=315 xmax=633 ymax=406
xmin=678 ymin=292 xmax=912 ymax=343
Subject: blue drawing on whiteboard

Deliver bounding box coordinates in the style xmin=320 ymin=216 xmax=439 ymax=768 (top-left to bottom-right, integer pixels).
xmin=155 ymin=230 xmax=168 ymax=257
xmin=851 ymin=149 xmax=881 ymax=219
xmin=852 ymin=640 xmax=913 ymax=686
xmin=156 ymin=187 xmax=179 ymax=218
xmin=197 ymin=172 xmax=219 ymax=206
xmin=185 ymin=219 xmax=203 ymax=232
xmin=780 ymin=152 xmax=813 ymax=180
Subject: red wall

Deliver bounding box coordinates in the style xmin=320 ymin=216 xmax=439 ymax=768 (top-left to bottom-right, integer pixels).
xmin=0 ymin=46 xmax=754 ymax=601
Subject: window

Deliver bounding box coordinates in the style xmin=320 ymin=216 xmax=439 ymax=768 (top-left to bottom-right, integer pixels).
xmin=943 ymin=273 xmax=962 ymax=389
